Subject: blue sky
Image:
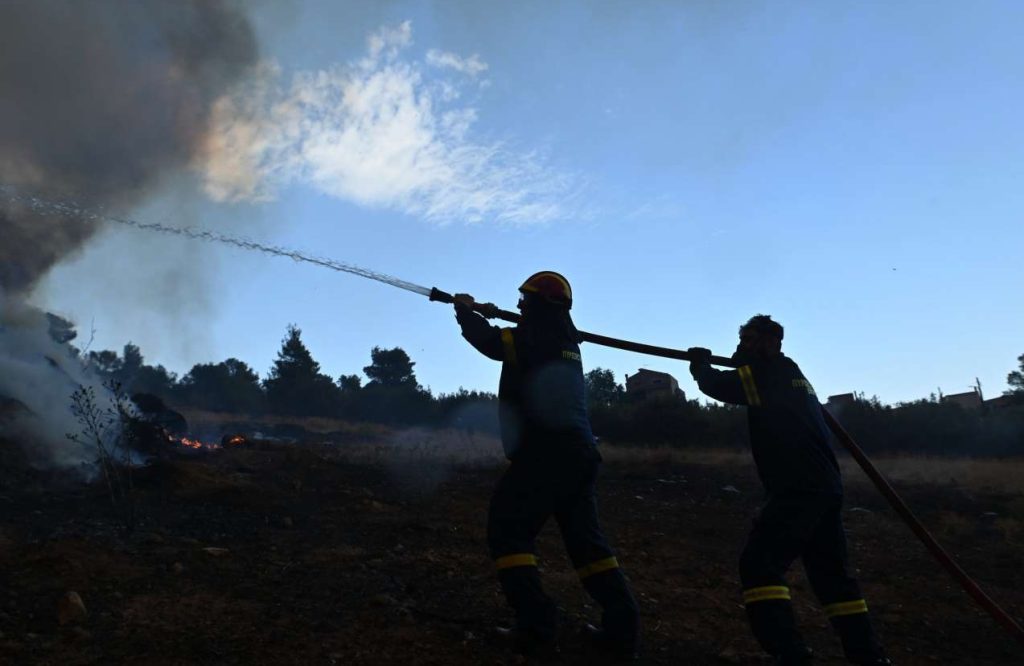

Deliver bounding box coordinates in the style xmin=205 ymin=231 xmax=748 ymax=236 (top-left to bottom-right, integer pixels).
xmin=37 ymin=1 xmax=1024 ymax=405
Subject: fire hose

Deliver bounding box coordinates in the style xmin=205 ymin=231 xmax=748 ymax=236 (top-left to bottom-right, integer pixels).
xmin=428 ymin=287 xmax=1024 ymax=648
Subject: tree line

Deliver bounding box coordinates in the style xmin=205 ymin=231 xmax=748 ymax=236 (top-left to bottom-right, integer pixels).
xmin=84 ymin=326 xmax=1024 ymax=456
xmin=84 ymin=325 xmax=498 ymax=432
xmin=835 ymin=354 xmax=1024 ymax=457
xmin=585 ymin=358 xmax=1024 ymax=456
xmin=583 ymin=362 xmax=1024 ymax=457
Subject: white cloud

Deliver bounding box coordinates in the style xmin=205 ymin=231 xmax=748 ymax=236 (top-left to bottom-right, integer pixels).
xmin=365 ymin=20 xmax=413 ymax=62
xmin=196 ymin=22 xmax=572 ymax=224
xmin=426 ymin=49 xmax=489 ymax=77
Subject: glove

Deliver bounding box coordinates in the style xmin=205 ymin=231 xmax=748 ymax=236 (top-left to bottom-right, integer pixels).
xmin=452 ymin=293 xmax=475 ymax=314
xmin=477 ymin=302 xmax=500 ymax=319
xmin=687 ymin=347 xmax=712 ymax=364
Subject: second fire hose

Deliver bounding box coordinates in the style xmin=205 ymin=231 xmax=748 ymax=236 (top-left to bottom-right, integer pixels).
xmin=429 ymin=286 xmax=1024 ymax=649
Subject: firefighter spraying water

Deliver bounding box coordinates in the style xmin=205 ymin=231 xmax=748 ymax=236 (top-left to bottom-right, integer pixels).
xmin=451 ymin=272 xmax=640 ymax=661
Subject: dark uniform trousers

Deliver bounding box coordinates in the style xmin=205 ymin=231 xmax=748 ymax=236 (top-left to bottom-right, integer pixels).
xmin=740 ymin=493 xmax=883 ymax=661
xmin=488 ymin=448 xmax=639 ymax=647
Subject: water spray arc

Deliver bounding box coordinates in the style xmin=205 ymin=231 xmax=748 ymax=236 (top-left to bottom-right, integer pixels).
xmin=5 ymin=187 xmax=1022 ymax=649
xmin=0 ymin=187 xmax=432 ymax=298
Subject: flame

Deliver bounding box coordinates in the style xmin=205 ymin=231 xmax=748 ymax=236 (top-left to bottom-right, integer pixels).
xmin=170 ymin=434 xmax=246 ymax=450
xmin=176 ymin=436 xmax=219 ymax=450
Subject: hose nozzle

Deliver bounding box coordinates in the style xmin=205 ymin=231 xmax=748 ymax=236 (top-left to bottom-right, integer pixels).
xmin=429 ymin=287 xmax=454 ymax=303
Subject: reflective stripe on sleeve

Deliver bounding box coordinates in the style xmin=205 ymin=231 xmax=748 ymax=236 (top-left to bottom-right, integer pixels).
xmin=737 ymin=365 xmax=762 ymax=406
xmin=743 ymin=586 xmax=791 ymax=604
xmin=500 ymin=328 xmax=517 ymax=364
xmin=495 ymin=553 xmax=537 ymax=570
xmin=824 ymin=599 xmax=869 ymax=618
xmin=576 ymin=556 xmax=619 ymax=579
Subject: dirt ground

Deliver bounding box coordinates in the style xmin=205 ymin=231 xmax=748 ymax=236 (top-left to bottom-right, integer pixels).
xmin=1 ymin=437 xmax=1022 ymax=665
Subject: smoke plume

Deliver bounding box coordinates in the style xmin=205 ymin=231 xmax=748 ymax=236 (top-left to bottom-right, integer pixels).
xmin=0 ymin=293 xmax=101 ymax=468
xmin=0 ymin=1 xmax=258 ymax=468
xmin=0 ymin=0 xmax=258 ymax=293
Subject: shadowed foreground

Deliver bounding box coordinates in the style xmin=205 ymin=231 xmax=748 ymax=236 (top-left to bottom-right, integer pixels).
xmin=1 ymin=438 xmax=1021 ymax=664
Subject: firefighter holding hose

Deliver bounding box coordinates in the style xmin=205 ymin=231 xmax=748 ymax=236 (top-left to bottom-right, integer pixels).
xmin=688 ymin=315 xmax=891 ymax=666
xmin=451 ymin=271 xmax=640 ymax=661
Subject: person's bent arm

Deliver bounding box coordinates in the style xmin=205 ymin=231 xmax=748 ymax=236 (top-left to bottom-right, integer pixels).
xmin=455 ymin=300 xmax=504 ymax=361
xmin=687 ymin=347 xmax=758 ymax=406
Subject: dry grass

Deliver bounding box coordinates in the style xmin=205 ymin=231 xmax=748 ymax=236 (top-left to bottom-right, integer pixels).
xmin=179 ymin=409 xmax=392 ymax=438
xmin=598 ymin=443 xmax=1024 ymax=496
xmin=600 ymin=444 xmax=751 ymax=469
xmin=840 ymin=456 xmax=1024 ymax=495
xmin=181 ymin=409 xmax=1024 ymax=496
xmin=316 ymin=427 xmax=505 ymax=468
xmin=319 ymin=438 xmax=752 ymax=472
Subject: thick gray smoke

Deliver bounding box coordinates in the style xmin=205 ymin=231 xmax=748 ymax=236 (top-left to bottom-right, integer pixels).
xmin=0 ymin=1 xmax=258 ymax=469
xmin=0 ymin=0 xmax=258 ymax=293
xmin=0 ymin=294 xmax=103 ymax=468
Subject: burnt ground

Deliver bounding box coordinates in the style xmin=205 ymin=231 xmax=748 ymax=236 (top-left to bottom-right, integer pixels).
xmin=1 ymin=438 xmax=1022 ymax=665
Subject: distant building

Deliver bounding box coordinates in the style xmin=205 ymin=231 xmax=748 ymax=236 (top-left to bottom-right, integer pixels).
xmin=942 ymin=389 xmax=983 ymax=411
xmin=983 ymin=394 xmax=1020 ymax=410
xmin=826 ymin=393 xmax=857 ymax=412
xmin=625 ymin=369 xmax=684 ymax=401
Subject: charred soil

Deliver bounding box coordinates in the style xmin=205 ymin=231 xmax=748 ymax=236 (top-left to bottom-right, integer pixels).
xmin=1 ymin=438 xmax=1022 ymax=665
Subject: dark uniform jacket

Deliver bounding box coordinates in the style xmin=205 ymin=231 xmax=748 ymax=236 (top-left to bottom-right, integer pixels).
xmin=690 ymin=353 xmax=842 ymax=496
xmin=456 ymin=304 xmax=596 ymax=461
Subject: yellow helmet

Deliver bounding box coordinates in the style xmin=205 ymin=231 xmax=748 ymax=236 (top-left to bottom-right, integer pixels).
xmin=519 ymin=271 xmax=573 ymax=309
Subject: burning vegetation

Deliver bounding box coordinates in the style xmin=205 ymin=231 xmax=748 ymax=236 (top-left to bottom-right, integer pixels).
xmin=0 ymin=0 xmax=260 ymax=468
xmin=127 ymin=393 xmax=250 ymax=453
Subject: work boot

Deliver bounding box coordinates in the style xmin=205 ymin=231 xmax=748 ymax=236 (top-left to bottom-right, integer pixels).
xmin=582 ymin=623 xmax=640 ymax=662
xmin=495 ymin=626 xmax=561 ymax=662
xmin=773 ymin=645 xmax=814 ymax=665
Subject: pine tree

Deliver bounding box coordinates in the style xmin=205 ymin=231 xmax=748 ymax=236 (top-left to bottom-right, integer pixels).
xmin=337 ymin=374 xmax=362 ymax=392
xmin=584 ymin=368 xmax=626 ymax=407
xmin=180 ymin=358 xmax=264 ymax=413
xmin=264 ymin=325 xmax=338 ymax=416
xmin=363 ymin=347 xmax=418 ymax=388
xmin=1007 ymin=353 xmax=1024 ymax=397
